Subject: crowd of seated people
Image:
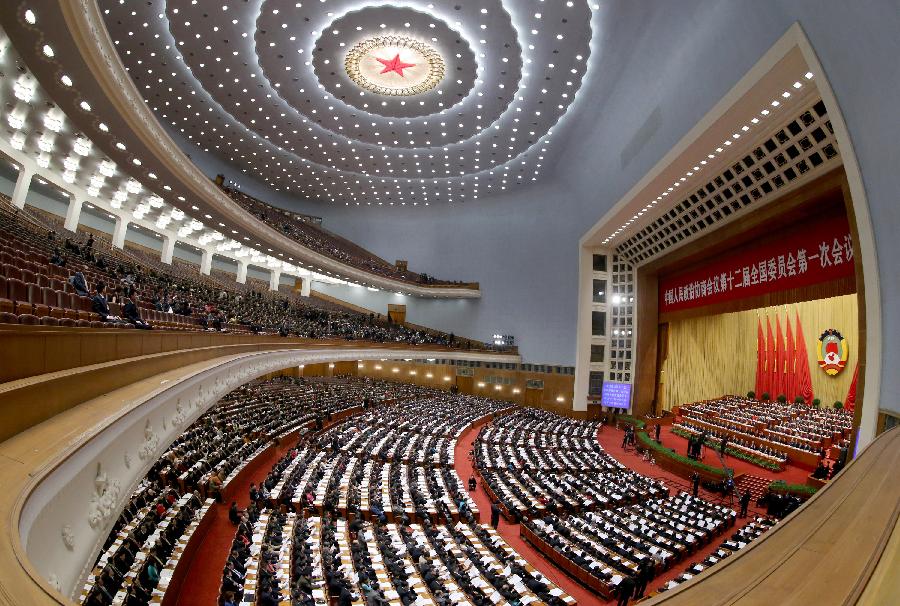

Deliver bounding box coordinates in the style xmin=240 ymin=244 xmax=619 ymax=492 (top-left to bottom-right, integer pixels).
xmin=524 ymin=492 xmax=740 ymax=602
xmin=678 ymin=396 xmax=853 ymax=458
xmin=81 ymin=377 xmax=375 ymax=606
xmin=222 ymin=185 xmax=471 ymax=287
xmin=0 ymin=196 xmax=479 ymax=347
xmin=475 ymin=409 xmax=666 ymax=520
xmin=203 ymin=381 xmax=574 ymax=605
xmin=256 ymin=392 xmax=508 ymax=525
xmin=653 ymin=517 xmax=776 ymax=595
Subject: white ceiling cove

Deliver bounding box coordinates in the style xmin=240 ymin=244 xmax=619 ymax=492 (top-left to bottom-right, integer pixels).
xmin=99 ymin=0 xmax=595 ymax=207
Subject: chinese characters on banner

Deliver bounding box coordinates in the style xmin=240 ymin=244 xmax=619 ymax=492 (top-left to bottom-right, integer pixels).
xmin=659 ymin=214 xmax=854 ymax=313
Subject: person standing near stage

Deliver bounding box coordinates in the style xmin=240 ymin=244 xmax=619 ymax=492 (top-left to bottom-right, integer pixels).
xmin=490 ymin=502 xmax=501 ymax=529
xmin=740 ymin=489 xmax=752 ymax=518
xmin=691 ymin=471 xmax=701 ymax=498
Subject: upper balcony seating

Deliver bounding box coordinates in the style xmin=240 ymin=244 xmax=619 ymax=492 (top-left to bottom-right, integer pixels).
xmin=0 ymin=195 xmax=481 ymax=348
xmin=222 ymin=186 xmax=474 ymax=288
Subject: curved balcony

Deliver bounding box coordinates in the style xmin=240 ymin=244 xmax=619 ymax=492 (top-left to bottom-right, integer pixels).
xmin=0 ymin=2 xmax=479 ymax=298
xmin=0 ymin=334 xmax=519 ymax=604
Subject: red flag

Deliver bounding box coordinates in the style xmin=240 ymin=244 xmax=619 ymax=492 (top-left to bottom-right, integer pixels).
xmin=795 ymin=312 xmax=814 ymax=402
xmin=785 ymin=314 xmax=796 ymax=400
xmin=845 ymin=363 xmax=859 ymax=412
xmin=765 ymin=317 xmax=776 ymax=398
xmin=774 ymin=316 xmax=786 ymax=398
xmin=755 ymin=317 xmax=766 ymax=396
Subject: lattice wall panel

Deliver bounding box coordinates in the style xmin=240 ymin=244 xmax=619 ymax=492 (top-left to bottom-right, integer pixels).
xmin=617 ymin=99 xmax=840 ymax=264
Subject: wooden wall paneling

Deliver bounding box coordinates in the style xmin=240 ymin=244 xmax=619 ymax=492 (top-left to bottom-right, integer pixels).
xmin=115 ymin=332 xmax=143 ymax=360
xmin=634 ymin=270 xmax=659 ymax=417
xmin=332 ymin=361 xmax=358 ymax=376
xmin=43 ymin=333 xmax=82 ymax=375
xmin=301 ymin=363 xmax=328 ymax=377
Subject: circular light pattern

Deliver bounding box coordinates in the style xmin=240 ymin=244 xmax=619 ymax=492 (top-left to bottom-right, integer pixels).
xmin=344 ymin=36 xmax=444 ymax=97
xmin=100 ymin=0 xmax=594 ymax=207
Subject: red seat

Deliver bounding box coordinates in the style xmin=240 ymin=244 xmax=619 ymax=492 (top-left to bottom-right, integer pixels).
xmin=75 ymin=319 xmax=90 ymax=327
xmin=48 ymin=264 xmax=67 ymax=278
xmin=0 ymin=276 xmax=10 ymax=314
xmin=20 ymin=268 xmax=35 ymax=284
xmin=17 ymin=314 xmax=40 ymax=325
xmin=49 ymin=278 xmax=64 ymax=291
xmin=77 ymin=295 xmax=93 ymax=312
xmin=2 ymin=264 xmax=22 ymax=280
xmin=41 ymin=287 xmax=64 ymax=318
xmin=0 ymin=311 xmax=18 ymax=324
xmin=7 ymin=278 xmax=27 ymax=302
xmin=59 ymin=318 xmax=76 ymax=327
xmin=34 ymin=273 xmax=50 ymax=288
xmin=89 ymin=321 xmax=105 ymax=328
xmin=27 ymin=284 xmax=49 ymax=317
xmin=40 ymin=316 xmax=59 ymax=326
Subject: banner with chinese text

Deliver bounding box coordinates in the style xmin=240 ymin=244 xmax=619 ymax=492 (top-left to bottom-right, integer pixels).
xmin=659 ymin=213 xmax=853 ymax=313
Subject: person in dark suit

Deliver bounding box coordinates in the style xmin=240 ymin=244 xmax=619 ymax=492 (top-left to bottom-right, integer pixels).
xmin=617 ymin=575 xmax=636 ymax=606
xmin=123 ymin=296 xmax=151 ymax=329
xmin=69 ymin=271 xmax=90 ymax=296
xmin=91 ymin=282 xmax=121 ymax=322
xmin=739 ymin=489 xmax=752 ymax=518
xmin=691 ymin=472 xmax=701 ymax=498
xmin=654 ymin=423 xmax=661 ymax=443
xmin=634 ymin=561 xmax=651 ymax=599
xmin=490 ymin=502 xmax=501 ymax=529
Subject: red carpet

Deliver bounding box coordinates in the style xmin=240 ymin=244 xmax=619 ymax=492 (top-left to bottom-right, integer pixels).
xmin=173 ymin=440 xmax=295 ymax=606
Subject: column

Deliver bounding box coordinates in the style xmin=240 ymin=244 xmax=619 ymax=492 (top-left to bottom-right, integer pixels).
xmin=236 ymin=260 xmax=248 ymax=284
xmin=111 ymin=216 xmax=128 ymax=249
xmin=269 ymin=268 xmax=282 ymax=292
xmin=200 ymin=249 xmax=212 ymax=275
xmin=160 ymin=234 xmax=175 ymax=265
xmin=64 ymin=197 xmax=84 ymax=232
xmin=300 ymin=275 xmax=311 ymax=297
xmin=11 ymin=166 xmax=34 ymax=209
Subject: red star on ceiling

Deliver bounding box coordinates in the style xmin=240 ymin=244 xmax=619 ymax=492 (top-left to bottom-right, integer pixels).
xmin=375 ymin=53 xmax=416 ymax=77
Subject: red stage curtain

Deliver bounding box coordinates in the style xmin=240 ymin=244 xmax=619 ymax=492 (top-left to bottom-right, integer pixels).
xmin=775 ymin=316 xmax=786 ymax=398
xmin=785 ymin=313 xmax=796 ymax=400
xmin=795 ymin=312 xmax=814 ymax=402
xmin=755 ymin=317 xmax=766 ymax=396
xmin=845 ymin=363 xmax=859 ymax=412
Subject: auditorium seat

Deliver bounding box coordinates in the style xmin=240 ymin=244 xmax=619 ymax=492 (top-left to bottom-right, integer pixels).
xmin=27 ymin=284 xmax=49 ymax=317
xmin=1 ymin=264 xmax=20 ymax=280
xmin=40 ymin=316 xmax=59 ymax=326
xmin=58 ymin=318 xmax=75 ymax=327
xmin=18 ymin=314 xmax=40 ymax=325
xmin=74 ymin=319 xmax=90 ymax=327
xmin=0 ymin=311 xmax=17 ymax=324
xmin=89 ymin=321 xmax=105 ymax=328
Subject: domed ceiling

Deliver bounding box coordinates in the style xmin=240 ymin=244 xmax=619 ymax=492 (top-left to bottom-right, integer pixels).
xmin=99 ymin=0 xmax=595 ymax=207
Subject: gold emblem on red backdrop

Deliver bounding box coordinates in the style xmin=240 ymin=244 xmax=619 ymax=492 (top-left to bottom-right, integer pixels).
xmin=817 ymin=329 xmax=848 ymax=376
